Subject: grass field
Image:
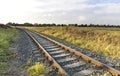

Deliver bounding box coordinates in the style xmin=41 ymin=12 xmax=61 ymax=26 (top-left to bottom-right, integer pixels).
xmin=24 ymin=26 xmax=120 ymax=58
xmin=0 ymin=27 xmax=18 ymax=74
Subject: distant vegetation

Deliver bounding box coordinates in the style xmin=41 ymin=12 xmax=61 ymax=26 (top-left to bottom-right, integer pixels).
xmin=24 ymin=26 xmax=120 ymax=58
xmin=6 ymin=22 xmax=120 ymax=28
xmin=0 ymin=26 xmax=18 ymax=74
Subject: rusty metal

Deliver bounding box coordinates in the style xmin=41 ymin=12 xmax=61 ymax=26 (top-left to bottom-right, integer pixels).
xmin=25 ymin=30 xmax=69 ymax=76
xmin=31 ymin=30 xmax=120 ymax=76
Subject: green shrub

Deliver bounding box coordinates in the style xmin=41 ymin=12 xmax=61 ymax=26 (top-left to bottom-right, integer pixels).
xmin=28 ymin=62 xmax=48 ymax=76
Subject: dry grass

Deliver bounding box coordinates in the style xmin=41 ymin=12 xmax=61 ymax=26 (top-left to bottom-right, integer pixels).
xmin=23 ymin=26 xmax=120 ymax=58
xmin=27 ymin=62 xmax=48 ymax=76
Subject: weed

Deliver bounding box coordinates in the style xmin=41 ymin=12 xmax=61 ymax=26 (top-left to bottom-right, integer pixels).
xmin=27 ymin=62 xmax=48 ymax=76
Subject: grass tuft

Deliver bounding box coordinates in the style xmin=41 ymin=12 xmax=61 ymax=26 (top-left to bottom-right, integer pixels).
xmin=27 ymin=62 xmax=48 ymax=76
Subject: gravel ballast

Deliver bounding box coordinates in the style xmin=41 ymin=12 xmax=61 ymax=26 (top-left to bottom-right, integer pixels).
xmin=7 ymin=29 xmax=61 ymax=76
xmin=40 ymin=32 xmax=120 ymax=71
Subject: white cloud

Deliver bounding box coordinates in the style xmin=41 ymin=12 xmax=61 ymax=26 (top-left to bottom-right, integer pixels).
xmin=43 ymin=13 xmax=52 ymax=17
xmin=35 ymin=0 xmax=90 ymax=13
xmin=0 ymin=0 xmax=40 ymax=23
xmin=93 ymin=3 xmax=120 ymax=14
xmin=0 ymin=0 xmax=120 ymax=24
xmin=78 ymin=16 xmax=86 ymax=21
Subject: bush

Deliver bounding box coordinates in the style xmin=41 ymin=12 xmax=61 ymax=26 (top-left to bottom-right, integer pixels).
xmin=28 ymin=62 xmax=48 ymax=76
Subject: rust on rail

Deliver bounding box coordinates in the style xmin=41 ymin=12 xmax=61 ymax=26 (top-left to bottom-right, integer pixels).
xmin=25 ymin=30 xmax=69 ymax=76
xmin=32 ymin=30 xmax=120 ymax=76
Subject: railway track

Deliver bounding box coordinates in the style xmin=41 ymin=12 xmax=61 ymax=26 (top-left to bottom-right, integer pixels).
xmin=24 ymin=29 xmax=120 ymax=76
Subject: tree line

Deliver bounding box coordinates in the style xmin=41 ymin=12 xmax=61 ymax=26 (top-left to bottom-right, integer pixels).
xmin=0 ymin=23 xmax=12 ymax=28
xmin=1 ymin=22 xmax=120 ymax=28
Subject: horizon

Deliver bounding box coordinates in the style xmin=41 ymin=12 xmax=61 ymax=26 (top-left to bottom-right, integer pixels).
xmin=1 ymin=22 xmax=120 ymax=26
xmin=0 ymin=0 xmax=120 ymax=25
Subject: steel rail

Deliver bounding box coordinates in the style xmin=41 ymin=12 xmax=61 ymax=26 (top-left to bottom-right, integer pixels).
xmin=30 ymin=30 xmax=120 ymax=76
xmin=25 ymin=30 xmax=69 ymax=76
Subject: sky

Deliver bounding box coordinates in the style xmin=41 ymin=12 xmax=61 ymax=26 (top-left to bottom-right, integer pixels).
xmin=0 ymin=0 xmax=120 ymax=25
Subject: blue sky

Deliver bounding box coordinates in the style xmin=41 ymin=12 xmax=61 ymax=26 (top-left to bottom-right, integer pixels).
xmin=0 ymin=0 xmax=120 ymax=25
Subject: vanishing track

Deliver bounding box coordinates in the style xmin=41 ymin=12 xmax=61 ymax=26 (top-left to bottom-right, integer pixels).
xmin=23 ymin=29 xmax=120 ymax=76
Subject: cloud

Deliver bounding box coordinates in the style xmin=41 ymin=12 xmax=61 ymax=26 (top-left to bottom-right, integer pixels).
xmin=93 ymin=3 xmax=120 ymax=14
xmin=78 ymin=16 xmax=86 ymax=21
xmin=0 ymin=0 xmax=120 ymax=24
xmin=36 ymin=0 xmax=120 ymax=24
xmin=35 ymin=0 xmax=90 ymax=13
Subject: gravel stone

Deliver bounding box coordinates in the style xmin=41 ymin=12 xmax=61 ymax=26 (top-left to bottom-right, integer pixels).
xmin=41 ymin=33 xmax=120 ymax=71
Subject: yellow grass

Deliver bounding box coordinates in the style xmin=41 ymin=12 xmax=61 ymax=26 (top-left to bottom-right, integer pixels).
xmin=27 ymin=62 xmax=48 ymax=76
xmin=23 ymin=26 xmax=120 ymax=58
